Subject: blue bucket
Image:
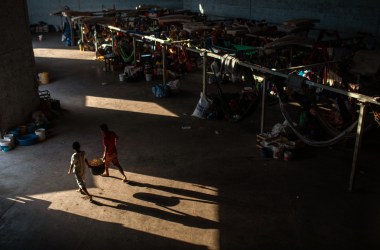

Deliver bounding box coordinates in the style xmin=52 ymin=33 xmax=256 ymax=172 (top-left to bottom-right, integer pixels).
xmin=16 ymin=134 xmax=38 ymax=146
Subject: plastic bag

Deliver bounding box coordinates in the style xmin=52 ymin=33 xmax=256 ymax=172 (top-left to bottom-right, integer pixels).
xmin=152 ymin=84 xmax=169 ymax=98
xmin=192 ymin=92 xmax=212 ymax=119
xmin=166 ymin=79 xmax=180 ymax=91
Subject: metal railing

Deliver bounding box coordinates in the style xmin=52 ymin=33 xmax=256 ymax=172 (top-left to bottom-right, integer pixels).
xmin=104 ymin=24 xmax=379 ymax=191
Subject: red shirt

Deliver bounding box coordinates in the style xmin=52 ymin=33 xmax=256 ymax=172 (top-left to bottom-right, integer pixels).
xmin=103 ymin=131 xmax=118 ymax=155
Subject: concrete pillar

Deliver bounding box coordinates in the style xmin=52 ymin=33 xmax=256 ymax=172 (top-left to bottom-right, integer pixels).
xmin=0 ymin=0 xmax=40 ymax=135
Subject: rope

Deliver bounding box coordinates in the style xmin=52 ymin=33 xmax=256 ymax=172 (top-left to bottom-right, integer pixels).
xmin=278 ymin=97 xmax=358 ymax=147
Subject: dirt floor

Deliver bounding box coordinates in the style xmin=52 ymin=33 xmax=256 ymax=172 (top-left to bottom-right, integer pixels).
xmin=0 ymin=33 xmax=379 ymax=250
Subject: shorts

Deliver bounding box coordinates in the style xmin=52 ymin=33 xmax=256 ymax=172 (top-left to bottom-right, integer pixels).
xmin=105 ymin=152 xmax=120 ymax=167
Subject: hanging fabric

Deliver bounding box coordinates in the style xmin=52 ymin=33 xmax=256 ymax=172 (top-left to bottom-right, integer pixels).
xmin=219 ymin=54 xmax=240 ymax=83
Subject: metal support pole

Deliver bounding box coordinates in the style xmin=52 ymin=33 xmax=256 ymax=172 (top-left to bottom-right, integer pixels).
xmin=69 ymin=19 xmax=74 ymax=47
xmin=260 ymin=77 xmax=266 ymax=134
xmin=202 ymin=52 xmax=207 ymax=95
xmin=349 ymin=103 xmax=367 ymax=192
xmin=162 ymin=45 xmax=167 ymax=84
xmin=111 ymin=31 xmax=115 ymax=55
xmin=94 ymin=29 xmax=98 ymax=58
xmin=80 ymin=24 xmax=84 ymax=43
xmin=132 ymin=36 xmax=136 ymax=66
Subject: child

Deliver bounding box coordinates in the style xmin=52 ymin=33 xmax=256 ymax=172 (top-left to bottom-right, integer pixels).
xmin=68 ymin=141 xmax=93 ymax=202
xmin=100 ymin=123 xmax=128 ymax=182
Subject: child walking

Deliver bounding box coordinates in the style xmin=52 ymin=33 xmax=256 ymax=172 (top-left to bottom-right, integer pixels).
xmin=68 ymin=141 xmax=93 ymax=202
xmin=99 ymin=123 xmax=128 ymax=182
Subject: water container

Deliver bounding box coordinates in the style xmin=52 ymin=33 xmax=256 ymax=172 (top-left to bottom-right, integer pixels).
xmin=0 ymin=138 xmax=12 ymax=151
xmin=35 ymin=128 xmax=46 ymax=142
xmin=145 ymin=74 xmax=152 ymax=82
xmin=3 ymin=134 xmax=15 ymax=148
xmin=119 ymin=73 xmax=125 ymax=82
xmin=39 ymin=72 xmax=49 ymax=84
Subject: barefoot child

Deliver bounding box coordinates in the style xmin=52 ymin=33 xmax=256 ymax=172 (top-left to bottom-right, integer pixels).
xmin=68 ymin=141 xmax=93 ymax=201
xmin=99 ymin=123 xmax=128 ymax=182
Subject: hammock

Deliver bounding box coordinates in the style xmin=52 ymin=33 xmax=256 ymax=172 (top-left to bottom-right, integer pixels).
xmin=278 ymin=97 xmax=358 ymax=147
xmin=118 ymin=44 xmax=135 ymax=63
xmin=313 ymin=109 xmax=356 ymax=140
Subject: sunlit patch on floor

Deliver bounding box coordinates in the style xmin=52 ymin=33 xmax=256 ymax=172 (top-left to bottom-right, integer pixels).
xmin=33 ymin=48 xmax=96 ymax=60
xmin=85 ymin=96 xmax=179 ymax=117
xmin=25 ymin=171 xmax=219 ymax=249
xmin=6 ymin=197 xmax=26 ymax=203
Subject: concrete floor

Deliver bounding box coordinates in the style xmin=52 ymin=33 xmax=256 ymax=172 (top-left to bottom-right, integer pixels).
xmin=1 ymin=33 xmax=380 ymax=250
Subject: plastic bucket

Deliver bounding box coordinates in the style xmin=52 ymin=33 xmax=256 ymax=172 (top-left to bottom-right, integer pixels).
xmin=0 ymin=139 xmax=12 ymax=151
xmin=0 ymin=138 xmax=11 ymax=146
xmin=35 ymin=128 xmax=46 ymax=142
xmin=39 ymin=72 xmax=49 ymax=84
xmin=145 ymin=74 xmax=152 ymax=82
xmin=3 ymin=134 xmax=15 ymax=148
xmin=119 ymin=73 xmax=125 ymax=82
xmin=17 ymin=134 xmax=38 ymax=146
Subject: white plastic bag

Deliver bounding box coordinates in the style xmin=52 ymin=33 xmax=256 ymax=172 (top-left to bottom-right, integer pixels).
xmin=192 ymin=92 xmax=212 ymax=119
xmin=166 ymin=79 xmax=180 ymax=91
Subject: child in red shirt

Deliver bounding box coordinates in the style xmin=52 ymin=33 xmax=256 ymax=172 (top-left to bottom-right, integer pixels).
xmin=100 ymin=124 xmax=128 ymax=182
